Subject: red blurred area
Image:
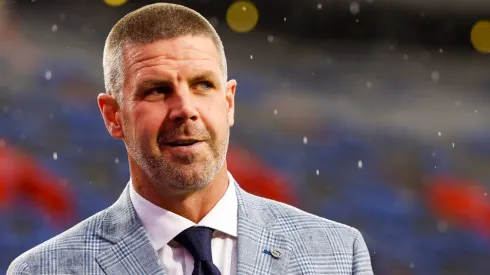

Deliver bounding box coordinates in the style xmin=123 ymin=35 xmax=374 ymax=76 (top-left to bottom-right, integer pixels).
xmin=427 ymin=175 xmax=490 ymax=238
xmin=0 ymin=139 xmax=75 ymax=227
xmin=227 ymin=145 xmax=297 ymax=206
xmin=0 ymin=140 xmax=295 ymax=228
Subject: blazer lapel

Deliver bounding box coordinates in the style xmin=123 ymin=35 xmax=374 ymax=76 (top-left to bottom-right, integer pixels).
xmin=94 ymin=184 xmax=165 ymax=275
xmin=234 ymin=179 xmax=293 ymax=275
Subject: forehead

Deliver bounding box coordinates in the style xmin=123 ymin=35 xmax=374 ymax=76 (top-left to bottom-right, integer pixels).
xmin=123 ymin=35 xmax=222 ymax=86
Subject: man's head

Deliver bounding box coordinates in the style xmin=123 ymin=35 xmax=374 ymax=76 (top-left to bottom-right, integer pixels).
xmin=102 ymin=3 xmax=228 ymax=104
xmin=98 ymin=3 xmax=236 ymax=193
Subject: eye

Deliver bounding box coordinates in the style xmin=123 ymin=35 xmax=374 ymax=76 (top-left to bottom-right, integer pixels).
xmin=195 ymin=81 xmax=214 ymax=90
xmin=146 ymin=86 xmax=172 ymax=96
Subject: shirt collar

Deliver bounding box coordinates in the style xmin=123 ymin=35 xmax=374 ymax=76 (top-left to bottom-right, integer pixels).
xmin=129 ymin=172 xmax=238 ymax=252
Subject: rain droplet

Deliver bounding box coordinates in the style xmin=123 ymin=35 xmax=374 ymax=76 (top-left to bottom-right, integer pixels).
xmin=242 ymin=6 xmax=247 ymax=11
xmin=52 ymin=24 xmax=58 ymax=32
xmin=439 ymin=48 xmax=444 ymax=53
xmin=250 ymin=54 xmax=253 ymax=60
xmin=58 ymin=179 xmax=68 ymax=188
xmin=303 ymin=137 xmax=308 ymax=144
xmin=431 ymin=71 xmax=440 ymax=82
xmin=349 ymin=2 xmax=360 ymax=15
xmin=317 ymin=3 xmax=323 ymax=9
xmin=475 ymin=110 xmax=478 ymax=113
xmin=283 ymin=17 xmax=287 ymax=22
xmin=273 ymin=109 xmax=278 ymax=115
xmin=366 ymin=81 xmax=372 ymax=88
xmin=437 ymin=221 xmax=447 ymax=232
xmin=115 ymin=158 xmax=119 ymax=164
xmin=403 ymin=54 xmax=409 ymax=60
xmin=355 ymin=19 xmax=359 ymax=23
xmin=208 ymin=17 xmax=219 ymax=28
xmin=53 ymin=152 xmax=58 ymax=160
xmin=455 ymin=101 xmax=461 ymax=107
xmin=438 ymin=131 xmax=442 ymax=136
xmin=409 ymin=263 xmax=415 ymax=269
xmin=45 ymin=70 xmax=52 ymax=80
xmin=267 ymin=35 xmax=274 ymax=43
xmin=358 ymin=160 xmax=363 ymax=169
xmin=316 ymin=169 xmax=320 ymax=175
xmin=485 ymin=193 xmax=487 ymax=196
xmin=452 ymin=143 xmax=455 ymax=148
xmin=435 ymin=165 xmax=437 ymax=169
xmin=60 ymin=13 xmax=66 ymax=21
xmin=432 ymin=152 xmax=436 ymax=156
xmin=49 ymin=113 xmax=54 ymax=119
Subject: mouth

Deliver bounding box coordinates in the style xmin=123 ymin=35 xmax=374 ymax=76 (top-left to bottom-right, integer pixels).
xmin=159 ymin=139 xmax=204 ymax=155
xmin=164 ymin=139 xmax=200 ymax=147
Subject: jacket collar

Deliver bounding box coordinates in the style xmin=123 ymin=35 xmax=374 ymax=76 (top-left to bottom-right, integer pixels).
xmin=95 ymin=174 xmax=292 ymax=275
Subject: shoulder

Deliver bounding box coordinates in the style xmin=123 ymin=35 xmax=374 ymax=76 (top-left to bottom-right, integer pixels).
xmin=244 ymin=192 xmax=364 ymax=246
xmin=7 ymin=209 xmax=108 ymax=274
xmin=246 ymin=195 xmax=373 ymax=273
xmin=7 ymin=253 xmax=30 ymax=275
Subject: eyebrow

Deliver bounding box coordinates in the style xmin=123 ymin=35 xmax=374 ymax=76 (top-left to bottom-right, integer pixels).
xmin=138 ymin=70 xmax=219 ymax=89
xmin=188 ymin=70 xmax=219 ymax=83
xmin=139 ymin=79 xmax=172 ymax=88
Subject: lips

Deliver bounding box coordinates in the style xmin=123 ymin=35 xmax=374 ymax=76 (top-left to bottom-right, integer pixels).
xmin=160 ymin=139 xmax=204 ymax=155
xmin=165 ymin=139 xmax=200 ymax=146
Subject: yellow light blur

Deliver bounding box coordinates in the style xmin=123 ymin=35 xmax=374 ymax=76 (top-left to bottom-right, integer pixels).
xmin=471 ymin=20 xmax=490 ymax=54
xmin=104 ymin=0 xmax=128 ymax=7
xmin=226 ymin=1 xmax=259 ymax=33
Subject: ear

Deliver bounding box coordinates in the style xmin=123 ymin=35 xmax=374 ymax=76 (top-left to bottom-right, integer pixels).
xmin=97 ymin=93 xmax=124 ymax=139
xmin=225 ymin=79 xmax=237 ymax=127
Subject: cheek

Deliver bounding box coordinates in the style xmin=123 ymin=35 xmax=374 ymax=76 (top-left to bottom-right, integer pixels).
xmin=206 ymin=99 xmax=230 ymax=134
xmin=131 ymin=103 xmax=166 ymax=140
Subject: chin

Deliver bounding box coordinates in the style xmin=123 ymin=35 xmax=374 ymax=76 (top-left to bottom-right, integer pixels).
xmin=163 ymin=162 xmax=217 ymax=190
xmin=166 ymin=175 xmax=211 ymax=191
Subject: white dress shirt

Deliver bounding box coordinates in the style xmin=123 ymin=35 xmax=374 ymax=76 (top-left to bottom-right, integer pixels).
xmin=129 ymin=173 xmax=238 ymax=275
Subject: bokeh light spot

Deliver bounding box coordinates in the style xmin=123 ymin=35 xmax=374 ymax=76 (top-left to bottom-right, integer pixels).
xmin=471 ymin=20 xmax=490 ymax=54
xmin=226 ymin=1 xmax=259 ymax=33
xmin=104 ymin=0 xmax=128 ymax=7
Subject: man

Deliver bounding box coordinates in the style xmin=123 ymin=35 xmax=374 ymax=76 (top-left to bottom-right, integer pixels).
xmin=8 ymin=3 xmax=373 ymax=275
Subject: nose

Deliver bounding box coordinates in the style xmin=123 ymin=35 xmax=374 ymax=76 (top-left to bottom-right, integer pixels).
xmin=167 ymin=85 xmax=199 ymax=122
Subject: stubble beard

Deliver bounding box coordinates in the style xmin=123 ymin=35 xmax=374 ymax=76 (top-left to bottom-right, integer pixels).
xmin=126 ymin=127 xmax=230 ymax=193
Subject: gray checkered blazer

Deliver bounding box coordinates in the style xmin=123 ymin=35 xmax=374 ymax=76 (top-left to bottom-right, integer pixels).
xmin=8 ymin=177 xmax=373 ymax=275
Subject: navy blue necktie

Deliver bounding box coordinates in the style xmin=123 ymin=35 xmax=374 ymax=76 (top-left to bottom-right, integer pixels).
xmin=174 ymin=227 xmax=222 ymax=275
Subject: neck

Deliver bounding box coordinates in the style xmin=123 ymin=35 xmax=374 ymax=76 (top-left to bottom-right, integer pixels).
xmin=129 ymin=160 xmax=230 ymax=223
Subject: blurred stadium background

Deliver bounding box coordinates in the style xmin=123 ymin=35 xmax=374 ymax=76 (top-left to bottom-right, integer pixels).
xmin=1 ymin=0 xmax=490 ymax=274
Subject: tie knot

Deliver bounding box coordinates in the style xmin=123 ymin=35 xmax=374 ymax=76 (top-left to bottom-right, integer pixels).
xmin=174 ymin=226 xmax=214 ymax=261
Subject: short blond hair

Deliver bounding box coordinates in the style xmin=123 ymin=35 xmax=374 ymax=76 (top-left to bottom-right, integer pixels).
xmin=103 ymin=3 xmax=227 ymax=103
